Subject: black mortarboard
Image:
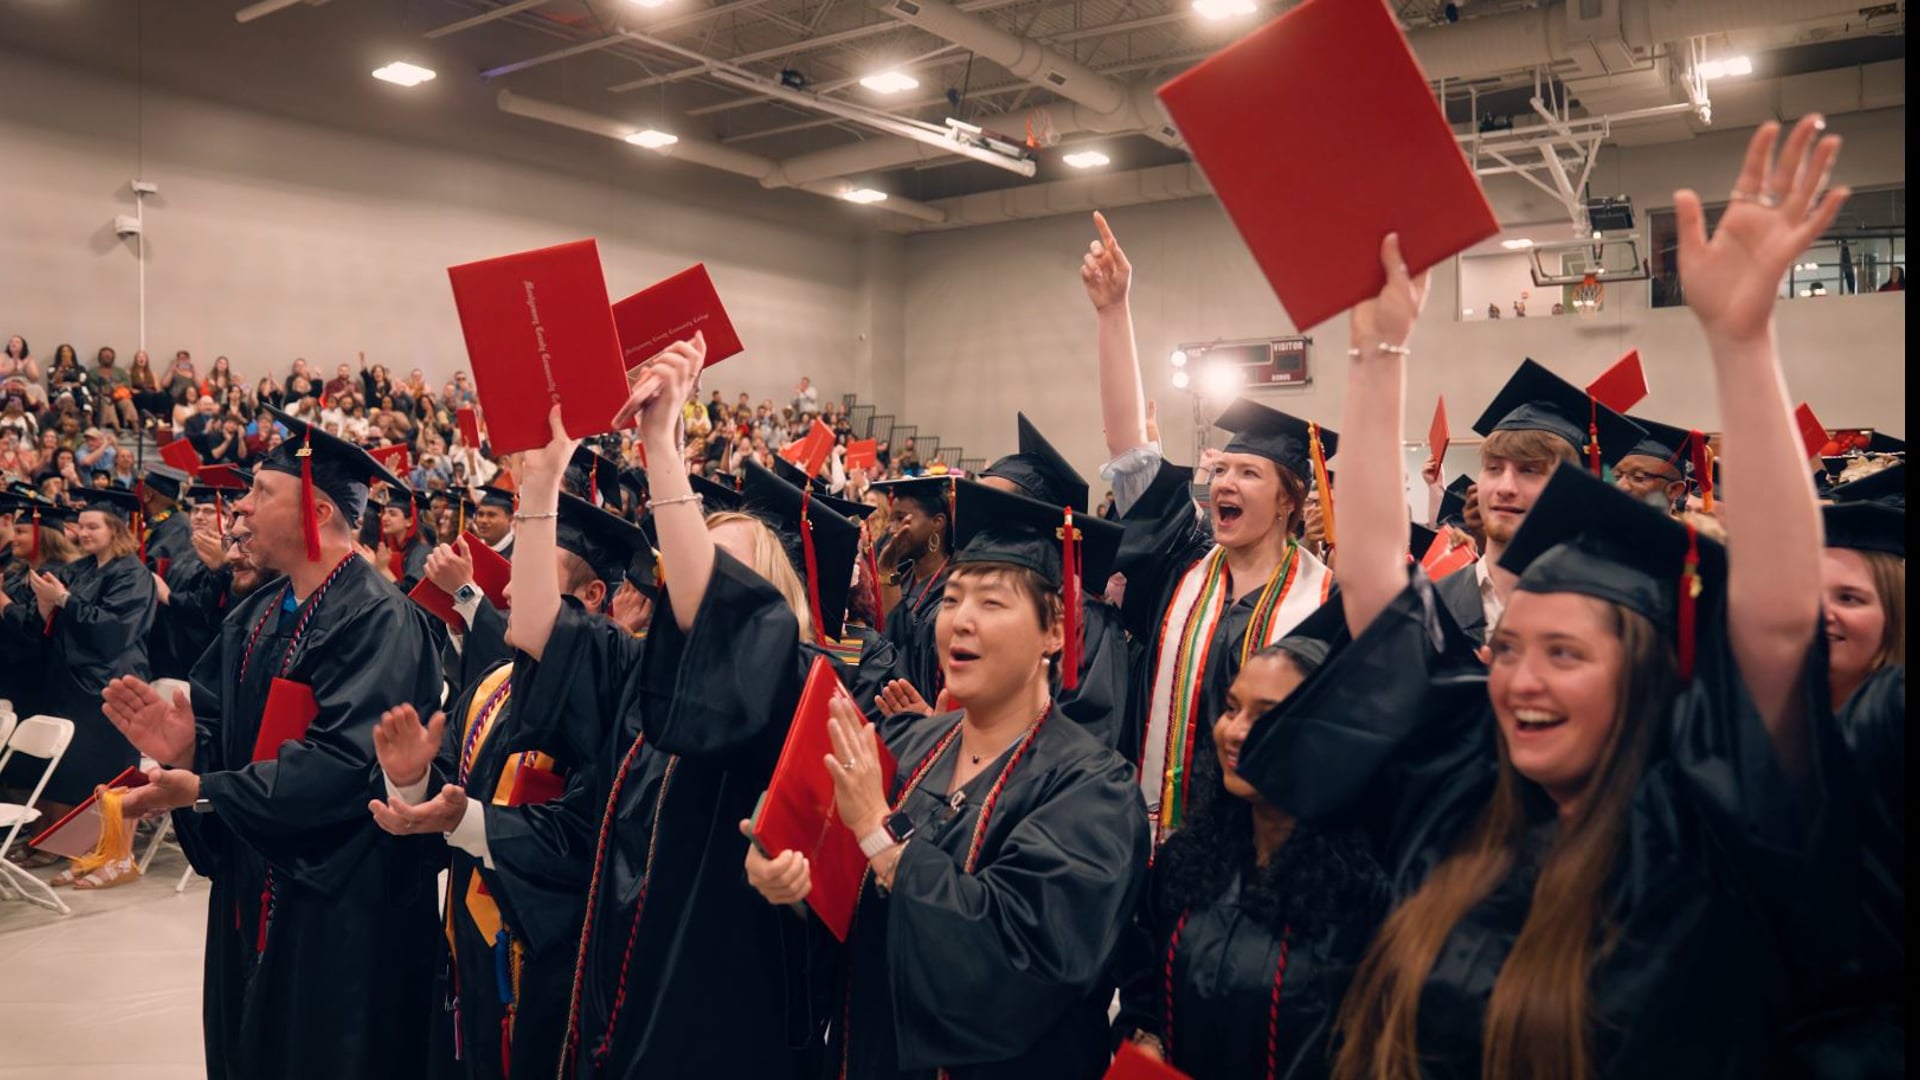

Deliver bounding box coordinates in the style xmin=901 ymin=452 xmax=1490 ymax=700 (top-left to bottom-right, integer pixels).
xmin=1500 ymin=464 xmax=1725 ymax=674
xmin=258 ymin=405 xmax=406 ymax=559
xmin=1823 ymin=463 xmax=1904 ymax=556
xmin=773 ymin=454 xmax=832 ymax=497
xmin=979 ymin=413 xmax=1090 ymax=513
xmin=3 ymin=493 xmax=77 ymax=532
xmin=1410 ymin=521 xmax=1439 ymax=558
xmin=1214 ymin=398 xmax=1336 ymax=480
xmin=619 ymin=466 xmax=650 ymax=502
xmin=80 ymin=486 xmax=143 ymax=521
xmin=1473 ymin=359 xmax=1646 ymax=468
xmin=567 ymin=446 xmax=621 ymax=507
xmin=557 ymin=491 xmax=648 ymax=590
xmin=623 ymin=544 xmax=663 ymax=598
xmin=687 ymin=471 xmax=745 ymax=513
xmin=1270 ymin=634 xmax=1330 ymax=676
xmin=1438 ymin=474 xmax=1473 ymax=526
xmin=871 ymin=475 xmax=955 ymax=520
xmin=1620 ymin=415 xmax=1701 ymax=472
xmin=477 ymin=485 xmax=517 ymax=513
xmin=1867 ymin=431 xmax=1905 ymax=455
xmin=740 ymin=458 xmax=859 ymax=640
xmin=142 ymin=464 xmax=193 ymax=503
xmin=949 ymin=478 xmax=1124 ymax=691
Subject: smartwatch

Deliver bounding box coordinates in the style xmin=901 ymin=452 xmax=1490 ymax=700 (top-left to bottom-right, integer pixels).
xmin=192 ymin=797 xmax=215 ymax=814
xmin=452 ymin=583 xmax=481 ymax=606
xmin=858 ymin=810 xmax=915 ymax=860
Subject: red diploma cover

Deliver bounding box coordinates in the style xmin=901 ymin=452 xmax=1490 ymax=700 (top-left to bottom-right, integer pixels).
xmin=496 ymin=752 xmax=566 ymax=807
xmin=1427 ymin=396 xmax=1450 ymax=468
xmin=407 ymin=530 xmax=512 ymax=630
xmin=456 ymin=406 xmax=483 ymax=449
xmin=446 ymin=239 xmax=630 ymax=456
xmin=252 ymin=678 xmax=319 ymax=763
xmin=28 ymin=766 xmax=148 ymax=856
xmin=845 ymin=439 xmax=879 ymax=473
xmin=778 ymin=420 xmax=836 ymax=479
xmin=408 ymin=578 xmax=467 ymax=632
xmin=1586 ymin=349 xmax=1648 ymax=413
xmin=1155 ymin=0 xmax=1498 ymax=331
xmin=611 ymin=263 xmax=744 ymax=370
xmin=1420 ymin=530 xmax=1478 ymax=580
xmin=1794 ymin=402 xmax=1832 ymax=458
xmin=752 ymin=656 xmax=897 ymax=941
xmin=1104 ymin=1043 xmax=1191 ymax=1079
xmin=160 ymin=439 xmax=203 ymax=472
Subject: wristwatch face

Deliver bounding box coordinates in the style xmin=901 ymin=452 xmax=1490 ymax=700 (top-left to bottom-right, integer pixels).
xmin=454 ymin=584 xmax=479 ymax=603
xmin=884 ymin=810 xmax=915 ymax=844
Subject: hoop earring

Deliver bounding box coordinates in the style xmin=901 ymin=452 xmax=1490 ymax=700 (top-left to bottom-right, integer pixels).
xmin=928 ymin=534 xmax=940 ymax=555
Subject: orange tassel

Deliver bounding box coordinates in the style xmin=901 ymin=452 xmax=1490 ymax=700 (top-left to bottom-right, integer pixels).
xmin=1678 ymin=522 xmax=1702 ymax=680
xmin=1308 ymin=423 xmax=1335 ymax=550
xmin=298 ymin=433 xmax=320 ymax=562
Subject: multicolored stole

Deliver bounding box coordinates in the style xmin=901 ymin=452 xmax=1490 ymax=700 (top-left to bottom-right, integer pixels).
xmin=1139 ymin=541 xmax=1331 ymax=840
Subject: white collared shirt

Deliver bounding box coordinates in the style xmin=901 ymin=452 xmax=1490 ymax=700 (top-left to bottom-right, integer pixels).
xmin=1475 ymin=557 xmax=1506 ymax=631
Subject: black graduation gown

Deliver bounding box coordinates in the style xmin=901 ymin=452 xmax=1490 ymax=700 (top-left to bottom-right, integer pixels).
xmin=1235 ymin=573 xmax=1858 ymax=1078
xmin=144 ymin=507 xmax=195 ymax=576
xmin=0 ymin=554 xmax=152 ymax=802
xmin=1057 ymin=600 xmax=1133 ymax=756
xmin=150 ymin=564 xmax=250 ymax=680
xmin=391 ymin=534 xmax=432 ymax=595
xmin=827 ymin=623 xmax=905 ymax=720
xmin=1113 ymin=459 xmax=1330 ymax=811
xmin=1429 ymin=564 xmax=1489 ymax=643
xmin=422 ymin=650 xmax=599 ymax=1080
xmin=167 ymin=556 xmax=445 ymax=1080
xmin=442 ymin=600 xmax=514 ymax=699
xmin=1115 ymin=863 xmax=1383 ymax=1080
xmin=882 ymin=563 xmax=952 ymax=700
xmin=831 ymin=708 xmax=1149 ymax=1079
xmin=565 ymin=552 xmax=822 ymax=1079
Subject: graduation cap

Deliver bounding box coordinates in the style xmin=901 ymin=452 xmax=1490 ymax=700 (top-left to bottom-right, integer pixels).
xmin=948 ymin=478 xmax=1124 ymax=691
xmin=740 ymin=458 xmax=860 ymax=642
xmin=1214 ymin=398 xmax=1337 ymax=481
xmin=1473 ymin=359 xmax=1647 ymax=472
xmin=619 ymin=465 xmax=650 ymax=506
xmin=979 ymin=413 xmax=1090 ymax=513
xmin=1622 ymin=414 xmax=1716 ymax=508
xmin=1867 ymin=431 xmax=1905 ymax=456
xmin=688 ymin=471 xmax=745 ymax=513
xmin=142 ymin=464 xmax=194 ymax=504
xmin=623 ymin=544 xmax=663 ymax=598
xmin=557 ymin=492 xmax=649 ymax=591
xmin=1409 ymin=521 xmax=1439 ymax=559
xmin=1823 ymin=463 xmax=1904 ymax=557
xmin=567 ymin=446 xmax=621 ymax=507
xmin=1500 ymin=463 xmax=1725 ymax=678
xmin=3 ymin=493 xmax=77 ymax=560
xmin=871 ymin=474 xmax=956 ymax=522
xmin=258 ymin=404 xmax=408 ymax=561
xmin=476 ymin=485 xmax=517 ymax=513
xmin=773 ymin=453 xmax=832 ymax=497
xmin=1438 ymin=474 xmax=1473 ymax=526
xmin=78 ymin=485 xmax=142 ymax=521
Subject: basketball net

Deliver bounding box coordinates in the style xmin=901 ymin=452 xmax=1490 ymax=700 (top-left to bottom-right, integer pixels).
xmin=1025 ymin=107 xmax=1059 ymax=149
xmin=1571 ymin=274 xmax=1604 ymax=319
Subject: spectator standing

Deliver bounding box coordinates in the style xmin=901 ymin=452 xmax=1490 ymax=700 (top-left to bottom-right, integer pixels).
xmin=791 ymin=375 xmax=819 ymax=417
xmin=165 ymin=351 xmax=199 ymax=405
xmin=323 ymin=362 xmax=356 ymax=402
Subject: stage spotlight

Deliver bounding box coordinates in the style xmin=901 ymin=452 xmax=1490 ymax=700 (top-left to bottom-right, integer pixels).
xmin=1171 ymin=370 xmax=1191 ymax=390
xmin=1169 ymin=349 xmax=1189 ymax=368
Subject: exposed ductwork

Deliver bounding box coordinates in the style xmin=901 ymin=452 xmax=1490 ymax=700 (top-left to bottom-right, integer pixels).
xmin=495 ymin=90 xmax=949 ymax=224
xmin=897 ymin=161 xmax=1214 ymax=231
xmin=871 ymin=0 xmax=1184 ymax=147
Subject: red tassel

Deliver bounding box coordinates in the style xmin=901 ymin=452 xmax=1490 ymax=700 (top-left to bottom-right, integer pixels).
xmin=589 ymin=468 xmax=599 ymax=508
xmin=798 ymin=491 xmax=829 ymax=645
xmin=1059 ymin=509 xmax=1081 ymax=692
xmin=135 ymin=480 xmax=148 ymax=564
xmin=1678 ymin=522 xmax=1701 ymax=681
xmin=501 ymin=1016 xmax=513 ymax=1078
xmin=298 ymin=433 xmax=321 ymax=562
xmin=1690 ymin=431 xmax=1715 ymax=512
xmin=864 ymin=540 xmax=887 ymax=633
xmin=29 ymin=507 xmax=40 ymax=563
xmin=1587 ymin=397 xmax=1603 ymax=477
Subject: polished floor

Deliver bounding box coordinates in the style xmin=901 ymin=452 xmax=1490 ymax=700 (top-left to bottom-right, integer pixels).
xmin=0 ymin=846 xmax=207 ymax=1079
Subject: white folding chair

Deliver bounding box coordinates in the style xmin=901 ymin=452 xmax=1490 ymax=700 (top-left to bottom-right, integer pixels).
xmin=0 ymin=715 xmax=77 ymax=915
xmin=0 ymin=708 xmax=17 ymax=753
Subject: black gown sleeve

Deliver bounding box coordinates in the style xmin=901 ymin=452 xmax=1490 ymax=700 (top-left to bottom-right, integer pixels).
xmin=884 ymin=745 xmax=1151 ymax=1068
xmin=500 ymin=598 xmax=641 ymax=771
xmin=49 ymin=556 xmax=156 ymax=678
xmin=1109 ymin=866 xmax=1166 ymax=1045
xmin=197 ymin=594 xmax=442 ymax=896
xmin=1112 ymin=458 xmax=1213 ymax=641
xmin=637 ymin=550 xmax=808 ymax=763
xmin=484 ymin=767 xmax=600 ymax=953
xmin=849 ymin=631 xmax=903 ymax=722
xmin=1058 ymin=601 xmax=1132 ymax=756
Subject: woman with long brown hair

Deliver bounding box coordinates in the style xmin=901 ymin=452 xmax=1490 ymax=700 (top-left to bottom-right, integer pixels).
xmin=1236 ymin=115 xmax=1868 ymax=1078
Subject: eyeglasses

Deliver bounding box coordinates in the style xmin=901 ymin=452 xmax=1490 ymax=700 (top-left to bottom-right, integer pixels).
xmin=1615 ymin=468 xmax=1680 ymax=486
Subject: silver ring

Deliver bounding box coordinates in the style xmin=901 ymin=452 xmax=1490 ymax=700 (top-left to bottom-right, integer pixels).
xmin=1757 ymin=192 xmax=1783 ymax=208
xmin=1729 ymin=189 xmax=1755 ymax=202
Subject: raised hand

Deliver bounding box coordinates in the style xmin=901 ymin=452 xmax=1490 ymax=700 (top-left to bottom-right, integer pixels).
xmin=28 ymin=569 xmax=68 ymax=620
xmin=876 ymin=678 xmax=933 ymax=717
xmin=101 ymin=676 xmax=197 ymax=767
xmin=1676 ymin=114 xmax=1847 ymax=347
xmin=1349 ymin=232 xmax=1432 ymax=352
xmin=425 ymin=537 xmax=475 ymax=596
xmin=1143 ymin=398 xmax=1160 ymax=444
xmin=368 ymin=783 xmax=468 ymax=837
xmin=740 ymin=819 xmax=812 ymax=906
xmin=372 ymin=703 xmax=444 ymax=788
xmin=613 ymin=333 xmax=707 ymax=433
xmin=1080 ymin=211 xmax=1133 ymax=313
xmin=191 ymin=523 xmax=228 ymax=568
xmin=521 ymin=406 xmax=581 ymax=496
xmin=824 ymin=696 xmax=889 ymax=839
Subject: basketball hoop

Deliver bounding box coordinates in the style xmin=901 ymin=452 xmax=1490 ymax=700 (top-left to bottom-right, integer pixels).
xmin=1025 ymin=107 xmax=1059 ymax=149
xmin=1570 ymin=274 xmax=1604 ymax=319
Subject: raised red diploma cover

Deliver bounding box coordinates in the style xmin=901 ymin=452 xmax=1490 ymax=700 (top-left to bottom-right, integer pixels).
xmin=1427 ymin=396 xmax=1450 ymax=467
xmin=845 ymin=439 xmax=879 ymax=473
xmin=778 ymin=420 xmax=836 ymax=480
xmin=611 ymin=263 xmax=744 ymax=370
xmin=1794 ymin=402 xmax=1832 ymax=458
xmin=752 ymin=656 xmax=897 ymax=941
xmin=252 ymin=678 xmax=320 ymax=763
xmin=456 ymin=406 xmax=483 ymax=449
xmin=1586 ymin=349 xmax=1648 ymax=413
xmin=447 ymin=239 xmax=630 ymax=455
xmin=1103 ymin=1042 xmax=1191 ymax=1079
xmin=1156 ymin=0 xmax=1498 ymax=331
xmin=407 ymin=530 xmax=512 ymax=630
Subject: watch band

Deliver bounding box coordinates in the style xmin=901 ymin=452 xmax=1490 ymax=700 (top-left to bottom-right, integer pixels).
xmin=858 ymin=825 xmax=896 ymax=860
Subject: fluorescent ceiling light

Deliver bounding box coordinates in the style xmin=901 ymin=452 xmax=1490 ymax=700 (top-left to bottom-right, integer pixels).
xmin=625 ymin=129 xmax=679 ymax=149
xmin=1697 ymin=56 xmax=1753 ymax=80
xmin=842 ymin=188 xmax=889 ymax=204
xmin=1063 ymin=150 xmax=1111 ymax=169
xmin=372 ymin=62 xmax=436 ymax=87
xmin=1500 ymin=238 xmax=1534 ymax=250
xmin=1193 ymin=0 xmax=1257 ymax=19
xmin=859 ymin=71 xmax=920 ymax=94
